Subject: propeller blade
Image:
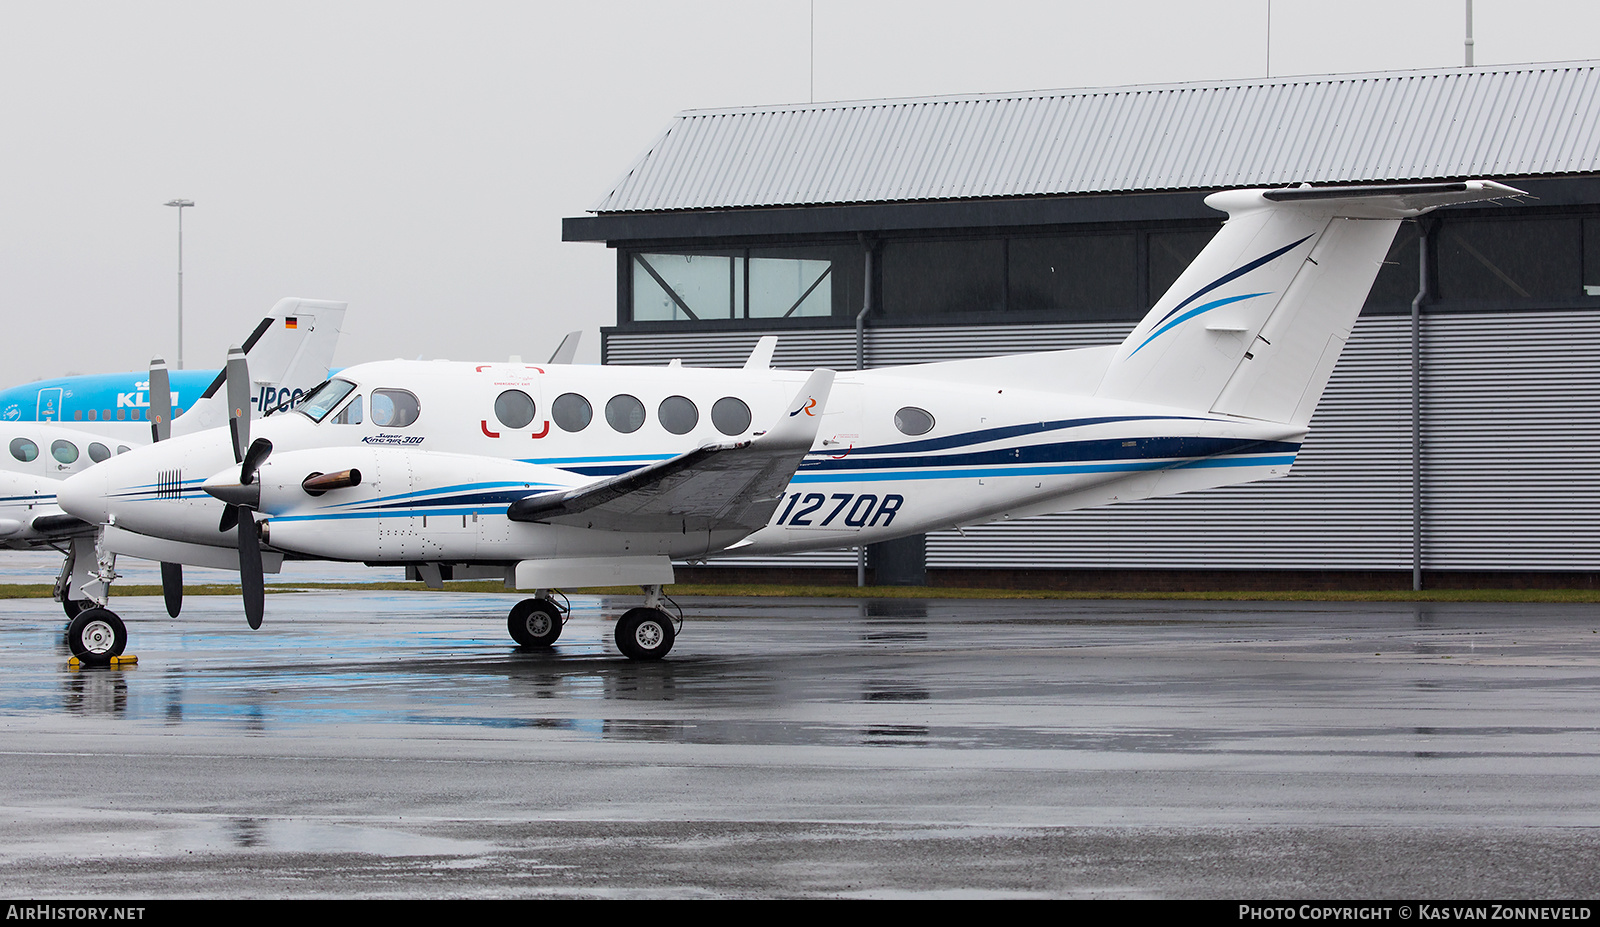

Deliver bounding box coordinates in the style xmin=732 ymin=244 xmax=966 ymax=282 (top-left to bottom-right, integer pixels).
xmin=225 ymin=345 xmax=250 ymax=464
xmin=148 ymin=357 xmax=172 ymax=443
xmin=219 ymin=505 xmax=238 ymax=533
xmin=237 ymin=508 xmax=264 ymax=629
xmin=241 ymin=437 xmax=273 ymax=485
xmin=160 ymin=561 xmax=183 ymax=617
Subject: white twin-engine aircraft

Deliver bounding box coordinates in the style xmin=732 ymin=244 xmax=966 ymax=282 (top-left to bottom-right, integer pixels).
xmin=56 ymin=180 xmax=1520 ymax=663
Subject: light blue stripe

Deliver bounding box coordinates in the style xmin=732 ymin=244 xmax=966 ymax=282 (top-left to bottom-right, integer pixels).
xmin=789 ymin=454 xmax=1296 ymax=483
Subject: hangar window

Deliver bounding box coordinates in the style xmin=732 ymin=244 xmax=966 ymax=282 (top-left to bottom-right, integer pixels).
xmin=658 ymin=396 xmax=698 ymax=435
xmin=51 ymin=440 xmax=79 ymax=464
xmin=630 ymin=245 xmax=857 ymax=322
xmin=881 ymin=234 xmax=1139 ymax=320
xmin=371 ymin=390 xmax=420 ymax=428
xmin=9 ymin=438 xmax=38 ymax=462
xmin=711 ymin=397 xmax=751 ymax=435
xmin=893 ymin=407 xmax=935 ymax=436
xmin=1009 ymin=233 xmax=1137 ymax=317
xmin=87 ymin=442 xmax=110 ymax=463
xmin=494 ymin=390 xmax=536 ymax=430
xmin=553 ymin=393 xmax=592 ymax=432
xmin=1438 ymin=217 xmax=1581 ymax=303
xmin=882 ymin=239 xmax=1004 ymax=317
xmin=606 ymin=394 xmax=646 ymax=433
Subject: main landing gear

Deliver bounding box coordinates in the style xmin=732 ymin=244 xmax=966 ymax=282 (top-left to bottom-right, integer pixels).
xmin=503 ymin=585 xmax=679 ymax=660
xmin=507 ymin=594 xmax=567 ymax=649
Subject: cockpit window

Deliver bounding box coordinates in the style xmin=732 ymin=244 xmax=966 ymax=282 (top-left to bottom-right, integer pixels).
xmin=371 ymin=389 xmax=420 ymax=428
xmin=298 ymin=379 xmax=358 ymax=424
xmin=333 ymin=394 xmax=364 ymax=425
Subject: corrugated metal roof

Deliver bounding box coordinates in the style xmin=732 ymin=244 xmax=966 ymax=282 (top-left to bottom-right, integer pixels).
xmin=592 ymin=62 xmax=1600 ymax=214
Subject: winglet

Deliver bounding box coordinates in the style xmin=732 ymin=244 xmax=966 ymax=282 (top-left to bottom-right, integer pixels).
xmin=760 ymin=369 xmax=834 ymax=450
xmin=743 ymin=336 xmax=778 ymax=370
xmin=547 ymin=331 xmax=582 ymax=365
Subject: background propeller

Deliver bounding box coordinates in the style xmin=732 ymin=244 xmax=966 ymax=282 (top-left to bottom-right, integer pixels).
xmin=147 ymin=356 xmax=182 ymax=617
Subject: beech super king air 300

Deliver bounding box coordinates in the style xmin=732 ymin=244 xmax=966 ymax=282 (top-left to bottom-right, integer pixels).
xmin=56 ymin=181 xmax=1521 ymax=664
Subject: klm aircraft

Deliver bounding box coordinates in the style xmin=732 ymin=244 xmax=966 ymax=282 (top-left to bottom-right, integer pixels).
xmin=0 ymin=312 xmax=332 ymax=433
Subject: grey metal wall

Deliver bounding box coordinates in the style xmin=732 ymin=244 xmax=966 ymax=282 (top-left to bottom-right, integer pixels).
xmin=604 ymin=310 xmax=1600 ymax=572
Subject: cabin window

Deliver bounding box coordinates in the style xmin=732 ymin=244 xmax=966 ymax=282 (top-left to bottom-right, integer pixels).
xmin=371 ymin=389 xmax=420 ymax=428
xmin=86 ymin=410 xmax=96 ymax=421
xmin=658 ymin=396 xmax=698 ymax=435
xmin=494 ymin=390 xmax=536 ymax=430
xmin=9 ymin=438 xmax=38 ymax=462
xmin=333 ymin=395 xmax=364 ymax=425
xmin=711 ymin=397 xmax=751 ymax=435
xmin=606 ymin=394 xmax=645 ymax=433
xmin=51 ymin=440 xmax=79 ymax=464
xmin=893 ymin=407 xmax=935 ymax=436
xmin=116 ymin=445 xmax=131 ymax=455
xmin=73 ymin=410 xmax=82 ymax=421
xmin=299 ymin=379 xmax=358 ymax=424
xmin=553 ymin=393 xmax=592 ymax=432
xmin=87 ymin=443 xmax=110 ymax=463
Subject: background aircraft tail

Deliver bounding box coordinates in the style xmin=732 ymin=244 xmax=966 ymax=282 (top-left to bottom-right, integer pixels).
xmin=173 ymin=298 xmax=346 ymax=436
xmin=1095 ymin=181 xmax=1522 ymax=425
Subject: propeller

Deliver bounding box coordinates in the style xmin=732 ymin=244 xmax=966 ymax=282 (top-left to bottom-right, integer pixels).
xmin=225 ymin=344 xmax=250 ymax=464
xmin=147 ymin=357 xmax=172 ymax=443
xmin=204 ymin=348 xmax=270 ymax=629
xmin=148 ymin=356 xmax=181 ymax=617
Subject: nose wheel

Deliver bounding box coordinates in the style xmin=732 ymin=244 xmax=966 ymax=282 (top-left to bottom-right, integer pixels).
xmin=67 ymin=608 xmax=127 ymax=666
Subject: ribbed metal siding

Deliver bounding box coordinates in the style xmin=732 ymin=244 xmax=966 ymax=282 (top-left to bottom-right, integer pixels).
xmin=593 ymin=63 xmax=1600 ymax=213
xmin=1419 ymin=311 xmax=1600 ymax=568
xmin=605 ymin=310 xmax=1600 ymax=571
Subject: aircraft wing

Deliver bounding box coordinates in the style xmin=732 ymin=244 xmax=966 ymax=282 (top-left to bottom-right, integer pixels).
xmin=507 ymin=369 xmax=835 ymax=534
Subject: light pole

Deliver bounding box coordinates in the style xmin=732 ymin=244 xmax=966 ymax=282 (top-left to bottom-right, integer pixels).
xmin=164 ymin=199 xmax=193 ymax=369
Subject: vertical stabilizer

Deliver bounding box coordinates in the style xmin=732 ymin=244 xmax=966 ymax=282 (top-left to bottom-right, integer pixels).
xmin=1095 ymin=181 xmax=1523 ymax=424
xmin=173 ymin=298 xmax=347 ymax=436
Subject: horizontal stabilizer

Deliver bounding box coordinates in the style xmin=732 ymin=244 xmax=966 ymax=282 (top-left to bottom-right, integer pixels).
xmin=1096 ymin=180 xmax=1523 ymax=424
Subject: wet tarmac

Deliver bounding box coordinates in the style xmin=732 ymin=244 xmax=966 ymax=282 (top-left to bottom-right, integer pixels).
xmin=0 ymin=587 xmax=1597 ymax=898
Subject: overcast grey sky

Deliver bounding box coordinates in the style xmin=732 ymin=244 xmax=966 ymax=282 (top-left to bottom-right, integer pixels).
xmin=1 ymin=0 xmax=1594 ymax=381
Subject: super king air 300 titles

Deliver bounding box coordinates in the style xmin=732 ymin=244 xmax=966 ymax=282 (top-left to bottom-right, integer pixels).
xmin=56 ymin=181 xmax=1522 ymax=663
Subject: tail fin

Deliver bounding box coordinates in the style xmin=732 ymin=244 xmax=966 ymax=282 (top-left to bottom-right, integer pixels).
xmin=174 ymin=298 xmax=346 ymax=436
xmin=1095 ymin=180 xmax=1523 ymax=424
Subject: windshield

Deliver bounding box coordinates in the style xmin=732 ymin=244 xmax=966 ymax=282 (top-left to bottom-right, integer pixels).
xmin=296 ymin=378 xmax=358 ymax=424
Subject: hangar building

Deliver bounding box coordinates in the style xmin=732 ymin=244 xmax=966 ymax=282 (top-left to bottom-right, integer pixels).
xmin=563 ymin=61 xmax=1600 ymax=589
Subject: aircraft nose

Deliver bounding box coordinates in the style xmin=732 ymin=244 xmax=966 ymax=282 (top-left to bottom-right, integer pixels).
xmin=57 ymin=465 xmax=111 ymax=525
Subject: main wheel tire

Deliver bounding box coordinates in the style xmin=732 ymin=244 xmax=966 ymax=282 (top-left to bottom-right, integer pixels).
xmin=615 ymin=607 xmax=675 ymax=661
xmin=62 ymin=598 xmax=89 ymax=620
xmin=67 ymin=608 xmax=127 ymax=666
xmin=507 ymin=598 xmax=563 ymax=648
